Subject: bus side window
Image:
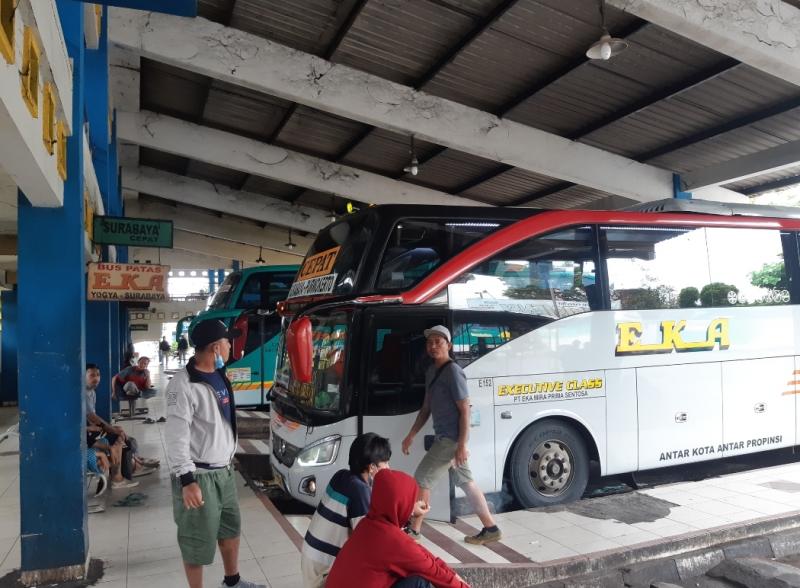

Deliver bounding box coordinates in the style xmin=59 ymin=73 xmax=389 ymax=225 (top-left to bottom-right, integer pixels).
xmin=452 ymin=316 xmax=542 ymax=366
xmin=705 ymin=228 xmax=792 ymax=307
xmin=603 ymin=226 xmax=711 ymax=310
xmin=446 ymin=226 xmax=595 ymax=320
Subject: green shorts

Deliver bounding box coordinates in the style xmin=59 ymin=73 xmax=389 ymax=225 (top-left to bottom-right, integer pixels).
xmin=172 ymin=466 xmax=241 ymax=565
xmin=414 ymin=437 xmax=473 ymax=490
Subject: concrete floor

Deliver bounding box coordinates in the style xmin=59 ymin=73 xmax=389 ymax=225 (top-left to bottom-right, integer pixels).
xmin=4 ymin=369 xmax=800 ymax=586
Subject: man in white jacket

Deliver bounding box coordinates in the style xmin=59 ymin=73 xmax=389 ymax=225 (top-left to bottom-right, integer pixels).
xmin=165 ymin=319 xmax=265 ymax=588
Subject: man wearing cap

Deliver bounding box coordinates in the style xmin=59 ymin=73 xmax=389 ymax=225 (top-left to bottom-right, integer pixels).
xmin=402 ymin=325 xmax=502 ymax=545
xmin=165 ymin=319 xmax=265 ymax=588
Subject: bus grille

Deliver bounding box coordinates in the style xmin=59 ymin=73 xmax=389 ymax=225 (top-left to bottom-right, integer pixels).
xmin=272 ymin=433 xmax=300 ymax=467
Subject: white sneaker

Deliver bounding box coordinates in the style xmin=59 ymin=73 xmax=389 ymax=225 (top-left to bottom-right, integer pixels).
xmin=111 ymin=479 xmax=139 ymax=489
xmin=219 ymin=580 xmax=267 ymax=588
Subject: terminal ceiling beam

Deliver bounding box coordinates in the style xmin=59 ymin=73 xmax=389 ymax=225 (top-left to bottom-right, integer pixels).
xmin=126 ymin=197 xmax=312 ymax=256
xmin=110 ymin=46 xmax=140 ymax=168
xmin=267 ymin=0 xmax=369 ymax=145
xmin=122 ymin=167 xmax=330 ymax=233
xmin=683 ymin=140 xmax=800 ymax=190
xmin=131 ymin=246 xmax=298 ymax=270
xmin=109 ymin=10 xmax=675 ymax=203
xmin=171 ymin=230 xmax=301 ymax=266
xmin=117 ymin=111 xmax=483 ymax=207
xmin=607 ymin=0 xmax=800 ymax=87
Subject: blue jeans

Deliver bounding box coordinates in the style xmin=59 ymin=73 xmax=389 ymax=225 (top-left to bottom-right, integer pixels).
xmin=392 ymin=577 xmax=433 ymax=588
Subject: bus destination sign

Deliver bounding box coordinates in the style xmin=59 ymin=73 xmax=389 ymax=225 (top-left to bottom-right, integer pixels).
xmin=92 ymin=216 xmax=173 ymax=248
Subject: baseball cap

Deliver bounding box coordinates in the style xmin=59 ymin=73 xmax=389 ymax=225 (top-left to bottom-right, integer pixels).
xmin=190 ymin=319 xmax=241 ymax=348
xmin=423 ymin=325 xmax=451 ymax=343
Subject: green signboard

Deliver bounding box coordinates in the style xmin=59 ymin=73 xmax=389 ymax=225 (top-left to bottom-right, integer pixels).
xmin=92 ymin=216 xmax=173 ymax=248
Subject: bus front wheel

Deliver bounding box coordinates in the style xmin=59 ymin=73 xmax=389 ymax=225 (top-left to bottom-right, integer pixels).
xmin=510 ymin=419 xmax=589 ymax=508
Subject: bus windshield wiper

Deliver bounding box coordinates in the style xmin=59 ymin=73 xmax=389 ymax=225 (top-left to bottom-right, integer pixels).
xmin=274 ymin=388 xmax=312 ymax=423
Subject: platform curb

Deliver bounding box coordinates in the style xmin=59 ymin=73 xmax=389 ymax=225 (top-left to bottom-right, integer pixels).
xmin=453 ymin=510 xmax=800 ymax=587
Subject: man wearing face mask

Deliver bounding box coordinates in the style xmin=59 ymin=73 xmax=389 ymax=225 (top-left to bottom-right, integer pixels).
xmin=165 ymin=319 xmax=265 ymax=588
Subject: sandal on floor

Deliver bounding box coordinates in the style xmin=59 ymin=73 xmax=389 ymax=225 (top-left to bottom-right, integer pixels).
xmin=144 ymin=417 xmax=156 ymax=424
xmin=113 ymin=492 xmax=148 ymax=507
xmin=157 ymin=416 xmax=166 ymax=423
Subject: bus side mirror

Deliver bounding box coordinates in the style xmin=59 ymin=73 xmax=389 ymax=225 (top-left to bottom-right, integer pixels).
xmin=287 ymin=316 xmax=313 ymax=384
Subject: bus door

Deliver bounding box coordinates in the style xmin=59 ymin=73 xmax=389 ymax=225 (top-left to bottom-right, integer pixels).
xmin=228 ymin=310 xmax=282 ymax=407
xmin=360 ymin=308 xmax=450 ymax=521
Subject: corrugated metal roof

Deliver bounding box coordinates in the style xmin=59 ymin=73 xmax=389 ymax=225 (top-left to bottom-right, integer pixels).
xmin=140 ymin=147 xmax=190 ymax=176
xmin=140 ymin=59 xmax=208 ymax=121
xmin=275 ymin=106 xmax=369 ymax=159
xmin=198 ymin=0 xmax=233 ymax=23
xmin=334 ymin=0 xmax=479 ymax=85
xmin=340 ymin=128 xmax=440 ymax=177
xmin=202 ymin=80 xmax=293 ymax=142
xmin=229 ymin=0 xmax=344 ymax=55
xmin=186 ymin=160 xmax=249 ymax=188
xmin=461 ymin=168 xmax=558 ymax=205
xmin=134 ymin=0 xmax=800 ymax=221
xmin=725 ymin=163 xmax=800 ymax=194
xmin=407 ymin=150 xmax=503 ymax=194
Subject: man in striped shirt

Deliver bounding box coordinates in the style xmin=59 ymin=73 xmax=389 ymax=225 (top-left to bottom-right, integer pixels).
xmin=301 ymin=433 xmax=392 ymax=588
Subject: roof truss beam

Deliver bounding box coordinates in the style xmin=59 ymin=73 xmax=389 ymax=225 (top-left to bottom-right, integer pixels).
xmin=126 ymin=197 xmax=309 ymax=258
xmin=117 ymin=111 xmax=483 ymax=207
xmin=607 ymin=0 xmax=800 ymax=87
xmin=741 ymin=174 xmax=800 ymax=196
xmin=122 ymin=166 xmax=331 ymax=233
xmin=683 ymin=140 xmax=800 ymax=190
xmin=110 ymin=9 xmax=674 ymax=202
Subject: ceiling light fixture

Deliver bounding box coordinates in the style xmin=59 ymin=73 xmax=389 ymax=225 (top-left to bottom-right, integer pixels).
xmin=403 ymin=135 xmax=419 ymax=176
xmin=255 ymin=246 xmax=265 ymax=264
xmin=285 ymin=229 xmax=296 ymax=250
xmin=329 ymin=196 xmax=337 ymax=223
xmin=586 ymin=0 xmax=628 ymax=61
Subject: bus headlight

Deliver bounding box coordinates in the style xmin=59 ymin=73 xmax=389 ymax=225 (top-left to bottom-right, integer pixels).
xmin=296 ymin=435 xmax=341 ymax=467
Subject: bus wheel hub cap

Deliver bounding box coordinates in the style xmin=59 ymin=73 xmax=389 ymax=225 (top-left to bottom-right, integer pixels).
xmin=530 ymin=440 xmax=572 ymax=496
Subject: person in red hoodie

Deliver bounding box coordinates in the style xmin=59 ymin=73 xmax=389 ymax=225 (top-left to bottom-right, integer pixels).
xmin=326 ymin=469 xmax=469 ymax=588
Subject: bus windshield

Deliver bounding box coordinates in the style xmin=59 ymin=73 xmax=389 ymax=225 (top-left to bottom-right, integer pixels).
xmin=273 ymin=309 xmax=352 ymax=421
xmin=208 ymin=273 xmax=241 ymax=310
xmin=376 ymin=219 xmax=511 ymax=291
xmin=289 ymin=214 xmax=376 ymax=299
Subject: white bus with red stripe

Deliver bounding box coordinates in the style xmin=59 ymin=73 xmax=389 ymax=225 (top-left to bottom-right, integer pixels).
xmin=270 ymin=200 xmax=800 ymax=511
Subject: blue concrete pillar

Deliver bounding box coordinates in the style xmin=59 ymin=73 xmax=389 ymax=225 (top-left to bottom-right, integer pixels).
xmin=208 ymin=268 xmax=216 ymax=295
xmin=17 ymin=1 xmax=88 ymax=579
xmin=0 ymin=289 xmax=17 ymax=405
xmin=217 ymin=268 xmax=225 ymax=287
xmin=86 ymin=302 xmax=112 ymax=421
xmin=110 ymin=301 xmax=120 ymax=371
xmin=84 ymin=5 xmax=114 ymax=421
xmin=232 ymin=260 xmax=240 ymax=272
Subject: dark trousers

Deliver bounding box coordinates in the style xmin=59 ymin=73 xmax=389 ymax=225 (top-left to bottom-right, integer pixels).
xmin=392 ymin=577 xmax=433 ymax=588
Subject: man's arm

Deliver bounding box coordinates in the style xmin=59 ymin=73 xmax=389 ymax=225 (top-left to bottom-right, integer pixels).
xmin=164 ymin=377 xmax=202 ymax=509
xmin=402 ymin=393 xmax=432 ymax=454
xmin=86 ymin=411 xmax=126 ymax=439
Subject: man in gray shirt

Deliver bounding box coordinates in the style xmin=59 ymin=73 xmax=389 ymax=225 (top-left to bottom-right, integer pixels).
xmin=402 ymin=325 xmax=502 ymax=545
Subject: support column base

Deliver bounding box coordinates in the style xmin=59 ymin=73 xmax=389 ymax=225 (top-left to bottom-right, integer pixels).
xmin=20 ymin=560 xmax=86 ymax=586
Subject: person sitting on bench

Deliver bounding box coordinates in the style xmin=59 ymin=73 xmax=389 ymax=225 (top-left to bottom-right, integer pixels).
xmin=112 ymin=356 xmax=156 ymax=417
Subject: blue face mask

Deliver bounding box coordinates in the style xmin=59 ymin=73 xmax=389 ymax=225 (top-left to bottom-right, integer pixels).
xmin=214 ymin=353 xmax=225 ymax=370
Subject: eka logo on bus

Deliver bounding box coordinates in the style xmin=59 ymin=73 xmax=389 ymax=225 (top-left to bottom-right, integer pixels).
xmin=615 ymin=318 xmax=730 ymax=356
